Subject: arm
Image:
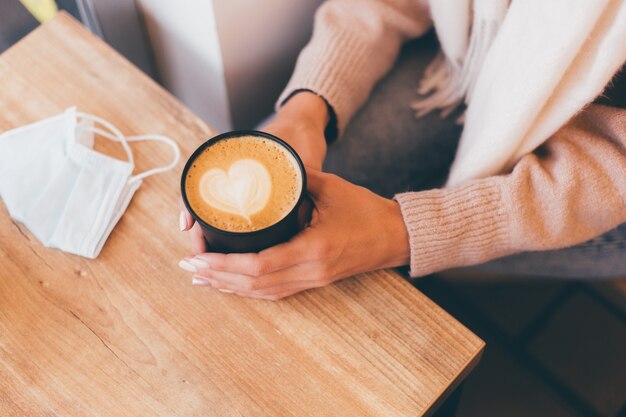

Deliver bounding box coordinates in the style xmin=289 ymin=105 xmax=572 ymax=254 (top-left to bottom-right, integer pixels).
xmin=263 ymin=0 xmax=432 ymax=175
xmin=180 ymin=105 xmax=626 ymax=299
xmin=183 ymin=1 xmax=431 ymax=252
xmin=396 ymin=104 xmax=626 ymax=276
xmin=277 ymin=0 xmax=432 ymax=136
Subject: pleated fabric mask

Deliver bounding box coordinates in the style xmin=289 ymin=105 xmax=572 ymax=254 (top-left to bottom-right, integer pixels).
xmin=0 ymin=107 xmax=180 ymax=258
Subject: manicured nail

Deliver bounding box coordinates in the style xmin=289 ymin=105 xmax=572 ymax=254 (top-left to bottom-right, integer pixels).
xmin=218 ymin=289 xmax=234 ymax=294
xmin=178 ymin=259 xmax=197 ymax=272
xmin=179 ymin=212 xmax=188 ymax=231
xmin=189 ymin=257 xmax=210 ymax=269
xmin=192 ymin=276 xmax=212 ymax=286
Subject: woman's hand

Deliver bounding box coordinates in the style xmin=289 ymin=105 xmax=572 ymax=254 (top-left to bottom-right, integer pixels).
xmin=262 ymin=91 xmax=329 ymax=171
xmin=179 ymin=91 xmax=329 ymax=254
xmin=179 ymin=169 xmax=411 ymax=300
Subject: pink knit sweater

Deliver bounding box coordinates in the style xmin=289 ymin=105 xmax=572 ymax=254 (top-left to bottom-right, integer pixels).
xmin=278 ymin=0 xmax=626 ymax=277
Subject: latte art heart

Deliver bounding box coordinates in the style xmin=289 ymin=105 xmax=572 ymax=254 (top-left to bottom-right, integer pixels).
xmin=199 ymin=159 xmax=272 ymax=222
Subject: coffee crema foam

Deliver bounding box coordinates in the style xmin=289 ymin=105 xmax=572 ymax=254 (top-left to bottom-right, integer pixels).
xmin=185 ymin=135 xmax=302 ymax=232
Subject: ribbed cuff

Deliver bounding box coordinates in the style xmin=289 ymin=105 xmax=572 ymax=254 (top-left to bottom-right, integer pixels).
xmin=394 ymin=181 xmax=509 ymax=277
xmin=276 ymin=28 xmax=379 ymax=136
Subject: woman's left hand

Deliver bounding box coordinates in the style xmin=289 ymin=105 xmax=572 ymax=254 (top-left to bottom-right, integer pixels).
xmin=179 ymin=169 xmax=411 ymax=300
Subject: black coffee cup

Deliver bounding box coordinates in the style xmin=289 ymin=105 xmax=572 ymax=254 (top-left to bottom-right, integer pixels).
xmin=181 ymin=130 xmax=307 ymax=253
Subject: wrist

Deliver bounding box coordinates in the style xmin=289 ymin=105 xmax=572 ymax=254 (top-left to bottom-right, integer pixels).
xmin=277 ymin=91 xmax=329 ymax=133
xmin=385 ymin=199 xmax=411 ymax=268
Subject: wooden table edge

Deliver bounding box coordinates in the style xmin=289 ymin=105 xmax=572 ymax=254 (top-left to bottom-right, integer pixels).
xmin=424 ymin=340 xmax=485 ymax=416
xmin=0 ymin=13 xmax=488 ymax=416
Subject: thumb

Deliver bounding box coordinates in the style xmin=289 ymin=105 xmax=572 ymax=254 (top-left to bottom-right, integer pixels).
xmin=304 ymin=168 xmax=327 ymax=201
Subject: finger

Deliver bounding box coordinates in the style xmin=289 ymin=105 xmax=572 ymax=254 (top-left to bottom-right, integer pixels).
xmin=190 ymin=221 xmax=207 ymax=254
xmin=234 ymin=277 xmax=328 ymax=300
xmin=212 ymin=277 xmax=321 ymax=300
xmin=195 ymin=228 xmax=317 ymax=276
xmin=179 ymin=198 xmax=194 ymax=231
xmin=214 ymin=286 xmax=306 ymax=301
xmin=194 ymin=268 xmax=266 ymax=289
xmin=200 ymin=261 xmax=329 ymax=295
xmin=194 ymin=263 xmax=310 ymax=292
xmin=238 ymin=284 xmax=314 ymax=301
xmin=190 ymin=268 xmax=324 ymax=301
xmin=189 ymin=273 xmax=304 ymax=299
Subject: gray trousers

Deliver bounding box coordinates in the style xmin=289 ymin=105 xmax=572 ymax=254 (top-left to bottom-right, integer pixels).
xmin=324 ymin=34 xmax=626 ymax=279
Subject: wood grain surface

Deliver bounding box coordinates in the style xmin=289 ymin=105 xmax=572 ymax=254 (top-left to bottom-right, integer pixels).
xmin=0 ymin=13 xmax=484 ymax=416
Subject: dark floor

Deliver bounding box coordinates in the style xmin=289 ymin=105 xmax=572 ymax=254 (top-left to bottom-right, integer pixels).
xmin=411 ymin=274 xmax=626 ymax=417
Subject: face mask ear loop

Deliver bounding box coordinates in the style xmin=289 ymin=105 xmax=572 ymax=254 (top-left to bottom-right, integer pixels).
xmin=76 ymin=112 xmax=134 ymax=166
xmin=75 ymin=112 xmax=179 ymax=184
xmin=126 ymin=134 xmax=181 ymax=183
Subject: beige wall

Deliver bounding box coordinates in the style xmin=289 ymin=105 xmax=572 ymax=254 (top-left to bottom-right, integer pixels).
xmin=138 ymin=0 xmax=323 ymax=132
xmin=214 ymin=0 xmax=323 ymax=129
xmin=137 ymin=0 xmax=232 ymax=132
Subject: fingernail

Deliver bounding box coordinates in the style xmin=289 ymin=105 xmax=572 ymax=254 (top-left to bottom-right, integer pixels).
xmin=178 ymin=259 xmax=197 ymax=272
xmin=218 ymin=289 xmax=234 ymax=294
xmin=189 ymin=257 xmax=210 ymax=269
xmin=179 ymin=212 xmax=188 ymax=231
xmin=192 ymin=276 xmax=212 ymax=286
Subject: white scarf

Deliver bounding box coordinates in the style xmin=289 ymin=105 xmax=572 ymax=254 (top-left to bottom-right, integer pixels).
xmin=413 ymin=0 xmax=626 ymax=186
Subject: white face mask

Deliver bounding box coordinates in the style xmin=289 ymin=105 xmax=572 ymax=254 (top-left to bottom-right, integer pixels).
xmin=0 ymin=107 xmax=180 ymax=258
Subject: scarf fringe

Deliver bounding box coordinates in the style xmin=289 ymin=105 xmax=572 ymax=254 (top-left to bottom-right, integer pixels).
xmin=412 ymin=1 xmax=508 ymax=120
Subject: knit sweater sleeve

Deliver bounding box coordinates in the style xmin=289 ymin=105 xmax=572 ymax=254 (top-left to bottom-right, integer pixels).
xmin=276 ymin=0 xmax=432 ymax=135
xmin=394 ymin=104 xmax=626 ymax=277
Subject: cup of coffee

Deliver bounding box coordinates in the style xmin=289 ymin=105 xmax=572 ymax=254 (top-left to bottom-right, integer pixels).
xmin=181 ymin=130 xmax=306 ymax=253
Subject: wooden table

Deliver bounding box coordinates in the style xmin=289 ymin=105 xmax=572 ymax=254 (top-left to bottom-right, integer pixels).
xmin=0 ymin=13 xmax=484 ymax=416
